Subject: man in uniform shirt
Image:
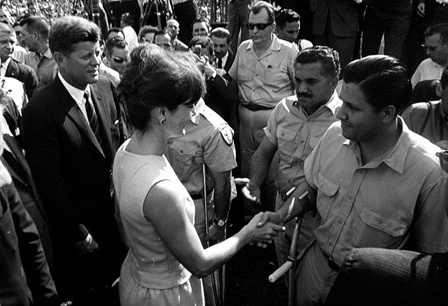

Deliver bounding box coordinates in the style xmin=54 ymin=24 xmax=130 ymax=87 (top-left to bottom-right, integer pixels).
xmin=229 ymin=1 xmax=297 ymax=214
xmin=21 ymin=16 xmax=57 ymax=88
xmin=258 ymin=55 xmax=448 ymax=304
xmin=165 ymin=95 xmax=236 ymax=306
xmin=241 ymin=46 xmax=341 ymax=276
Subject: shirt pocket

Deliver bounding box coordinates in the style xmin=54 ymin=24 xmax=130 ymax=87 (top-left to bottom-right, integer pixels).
xmin=263 ymin=67 xmax=289 ymax=86
xmin=277 ymin=126 xmax=297 ymax=164
xmin=167 ymin=141 xmax=199 ymax=178
xmin=352 ymin=206 xmax=409 ymax=249
xmin=316 ymin=173 xmax=339 ymax=220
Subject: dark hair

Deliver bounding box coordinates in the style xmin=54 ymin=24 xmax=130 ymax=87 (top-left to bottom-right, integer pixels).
xmin=424 ymin=23 xmax=448 ymax=45
xmin=276 ymin=9 xmax=300 ymax=29
xmin=250 ymin=1 xmax=275 ymax=24
xmin=118 ymin=45 xmax=205 ymax=131
xmin=105 ymin=36 xmax=128 ymax=55
xmin=295 ymin=46 xmax=340 ymax=79
xmin=106 ymin=27 xmax=125 ymax=40
xmin=20 ymin=16 xmax=49 ymax=40
xmin=138 ymin=25 xmax=158 ymax=40
xmin=210 ymin=27 xmax=231 ymax=43
xmin=343 ymin=55 xmax=412 ymax=114
xmin=49 ymin=16 xmax=101 ymax=55
xmin=441 ymin=68 xmax=448 ymax=90
xmin=188 ymin=36 xmax=214 ymax=57
xmin=191 ymin=18 xmax=210 ymax=31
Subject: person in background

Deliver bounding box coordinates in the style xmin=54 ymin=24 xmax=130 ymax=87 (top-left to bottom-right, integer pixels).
xmin=120 ymin=13 xmax=138 ymax=51
xmin=275 ymin=8 xmax=313 ymax=52
xmin=114 ymin=44 xmax=284 ymax=306
xmin=402 ymin=67 xmax=448 ymax=149
xmin=12 ymin=21 xmax=28 ymax=63
xmin=154 ymin=29 xmax=173 ymax=51
xmin=227 ymin=0 xmax=250 ymax=55
xmin=104 ymin=36 xmax=130 ymax=76
xmin=106 ymin=27 xmax=125 ymax=41
xmin=210 ymin=27 xmax=234 ymax=74
xmin=0 ymin=114 xmax=59 ymax=306
xmin=192 ymin=18 xmax=210 ymax=37
xmin=229 ymin=1 xmax=297 ymax=216
xmin=411 ymin=23 xmax=448 ymax=87
xmin=21 ymin=16 xmax=57 ymax=88
xmin=138 ymin=25 xmax=158 ymax=44
xmin=172 ymin=0 xmax=199 ymax=44
xmin=167 ymin=18 xmax=189 ymax=51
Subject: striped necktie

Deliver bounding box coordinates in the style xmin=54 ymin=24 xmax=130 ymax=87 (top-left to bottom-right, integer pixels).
xmin=84 ymin=91 xmax=102 ymax=145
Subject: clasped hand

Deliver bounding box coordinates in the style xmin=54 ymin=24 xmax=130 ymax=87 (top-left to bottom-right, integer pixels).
xmin=245 ymin=212 xmax=285 ymax=245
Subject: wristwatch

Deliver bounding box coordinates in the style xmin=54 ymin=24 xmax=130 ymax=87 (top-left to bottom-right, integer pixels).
xmin=214 ymin=219 xmax=226 ymax=227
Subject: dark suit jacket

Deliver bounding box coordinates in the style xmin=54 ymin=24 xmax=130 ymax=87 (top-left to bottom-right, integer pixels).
xmin=5 ymin=58 xmax=39 ymax=99
xmin=22 ymin=75 xmax=125 ymax=300
xmin=311 ymin=0 xmax=361 ymax=37
xmin=1 ymin=134 xmax=53 ymax=269
xmin=0 ymin=179 xmax=58 ymax=306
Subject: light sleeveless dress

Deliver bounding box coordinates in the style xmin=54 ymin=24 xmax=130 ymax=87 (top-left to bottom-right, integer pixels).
xmin=113 ymin=140 xmax=204 ymax=306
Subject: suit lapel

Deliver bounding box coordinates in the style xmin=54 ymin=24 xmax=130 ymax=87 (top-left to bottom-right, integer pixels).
xmin=4 ymin=60 xmax=17 ymax=78
xmin=54 ymin=77 xmax=106 ymax=158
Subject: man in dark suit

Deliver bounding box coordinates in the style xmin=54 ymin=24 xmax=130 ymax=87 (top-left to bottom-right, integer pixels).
xmin=0 ymin=118 xmax=59 ymax=306
xmin=0 ymin=22 xmax=38 ymax=100
xmin=22 ymin=16 xmax=126 ymax=305
xmin=210 ymin=27 xmax=235 ymax=74
xmin=311 ymin=0 xmax=363 ymax=68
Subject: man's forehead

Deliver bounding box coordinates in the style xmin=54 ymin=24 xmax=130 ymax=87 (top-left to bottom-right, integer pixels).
xmin=168 ymin=20 xmax=179 ymax=27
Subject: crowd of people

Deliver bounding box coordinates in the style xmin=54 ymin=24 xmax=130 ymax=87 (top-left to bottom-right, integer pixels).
xmin=0 ymin=0 xmax=447 ymax=306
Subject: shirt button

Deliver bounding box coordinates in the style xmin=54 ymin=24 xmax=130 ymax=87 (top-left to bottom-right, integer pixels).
xmin=377 ymin=222 xmax=383 ymax=228
xmin=329 ymin=242 xmax=333 ymax=246
xmin=180 ymin=149 xmax=184 ymax=153
xmin=337 ymin=219 xmax=342 ymax=224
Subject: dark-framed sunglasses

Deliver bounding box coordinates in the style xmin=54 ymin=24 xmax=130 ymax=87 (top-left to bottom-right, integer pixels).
xmin=112 ymin=56 xmax=126 ymax=64
xmin=246 ymin=22 xmax=273 ymax=30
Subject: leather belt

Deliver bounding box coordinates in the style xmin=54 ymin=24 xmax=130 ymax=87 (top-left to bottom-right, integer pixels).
xmin=241 ymin=103 xmax=274 ymax=111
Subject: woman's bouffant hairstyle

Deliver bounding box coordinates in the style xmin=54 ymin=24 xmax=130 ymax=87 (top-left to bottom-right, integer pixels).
xmin=118 ymin=45 xmax=206 ymax=131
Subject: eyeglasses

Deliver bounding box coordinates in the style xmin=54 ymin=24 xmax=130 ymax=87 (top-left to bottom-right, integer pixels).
xmin=421 ymin=44 xmax=438 ymax=52
xmin=246 ymin=23 xmax=273 ymax=30
xmin=112 ymin=56 xmax=126 ymax=64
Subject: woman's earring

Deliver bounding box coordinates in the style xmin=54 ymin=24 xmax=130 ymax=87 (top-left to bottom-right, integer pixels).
xmin=160 ymin=117 xmax=166 ymax=125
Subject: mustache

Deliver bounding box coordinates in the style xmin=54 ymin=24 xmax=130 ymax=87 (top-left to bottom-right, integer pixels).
xmin=297 ymin=93 xmax=313 ymax=99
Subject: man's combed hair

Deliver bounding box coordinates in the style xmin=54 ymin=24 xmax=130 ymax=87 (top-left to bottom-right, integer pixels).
xmin=424 ymin=23 xmax=448 ymax=45
xmin=118 ymin=45 xmax=205 ymax=131
xmin=295 ymin=45 xmax=340 ymax=79
xmin=343 ymin=55 xmax=412 ymax=114
xmin=250 ymin=1 xmax=276 ymax=24
xmin=19 ymin=16 xmax=50 ymax=40
xmin=49 ymin=16 xmax=100 ymax=55
xmin=276 ymin=9 xmax=300 ymax=29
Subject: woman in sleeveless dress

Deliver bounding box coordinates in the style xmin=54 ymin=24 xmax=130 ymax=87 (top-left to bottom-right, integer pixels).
xmin=113 ymin=44 xmax=285 ymax=306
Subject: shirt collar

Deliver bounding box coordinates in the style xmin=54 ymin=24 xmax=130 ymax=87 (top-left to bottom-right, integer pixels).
xmin=1 ymin=57 xmax=11 ymax=68
xmin=343 ymin=117 xmax=409 ymax=174
xmin=58 ymin=71 xmax=89 ymax=106
xmin=190 ymin=98 xmax=205 ymax=125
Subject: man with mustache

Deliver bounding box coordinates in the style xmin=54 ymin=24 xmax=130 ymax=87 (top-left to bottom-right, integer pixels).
xmin=258 ymin=55 xmax=448 ymax=305
xmin=240 ymin=46 xmax=341 ymax=278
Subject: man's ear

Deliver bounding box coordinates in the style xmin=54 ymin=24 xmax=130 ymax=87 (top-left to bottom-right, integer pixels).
xmin=382 ymin=105 xmax=397 ymax=123
xmin=435 ymin=80 xmax=443 ymax=98
xmin=53 ymin=52 xmax=64 ymax=65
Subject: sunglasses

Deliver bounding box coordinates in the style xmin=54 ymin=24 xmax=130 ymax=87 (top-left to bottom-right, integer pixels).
xmin=246 ymin=22 xmax=273 ymax=30
xmin=421 ymin=44 xmax=438 ymax=52
xmin=112 ymin=56 xmax=126 ymax=64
